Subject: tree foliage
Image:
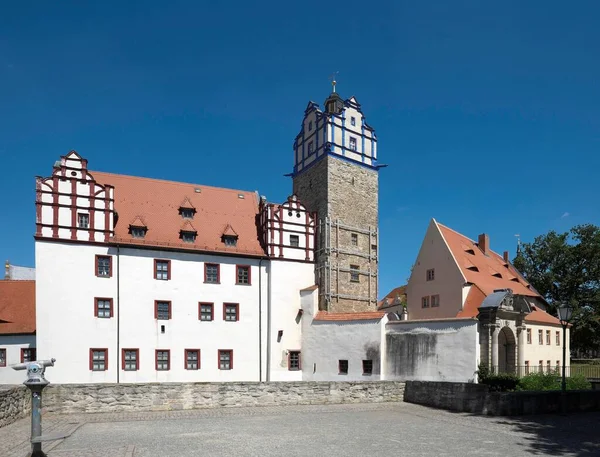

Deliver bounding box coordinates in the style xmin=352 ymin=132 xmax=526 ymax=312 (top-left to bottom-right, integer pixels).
xmin=513 ymin=224 xmax=600 ymax=355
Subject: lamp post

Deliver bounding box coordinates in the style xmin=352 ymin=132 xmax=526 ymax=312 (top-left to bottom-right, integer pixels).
xmin=557 ymin=304 xmax=573 ymax=392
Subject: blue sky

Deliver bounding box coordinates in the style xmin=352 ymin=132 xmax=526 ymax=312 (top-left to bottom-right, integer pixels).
xmin=1 ymin=1 xmax=598 ymax=297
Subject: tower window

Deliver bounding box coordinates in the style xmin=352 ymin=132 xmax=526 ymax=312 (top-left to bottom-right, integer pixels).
xmin=78 ymin=213 xmax=89 ymax=229
xmin=349 ymin=137 xmax=357 ymax=151
xmin=290 ymin=235 xmax=299 ymax=247
xmin=351 ymin=233 xmax=358 ymax=246
xmin=350 ymin=265 xmax=360 ymax=282
xmin=308 ymin=142 xmax=314 ymax=154
xmin=351 ymin=116 xmax=356 ymax=126
xmin=308 ymin=121 xmax=313 ymax=131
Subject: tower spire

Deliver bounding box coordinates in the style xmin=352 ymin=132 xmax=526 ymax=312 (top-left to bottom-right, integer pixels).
xmin=330 ymin=72 xmax=338 ymax=93
xmin=324 ymin=72 xmax=343 ymax=114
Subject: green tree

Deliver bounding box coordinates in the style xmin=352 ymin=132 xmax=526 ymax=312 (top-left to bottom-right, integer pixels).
xmin=513 ymin=224 xmax=600 ymax=355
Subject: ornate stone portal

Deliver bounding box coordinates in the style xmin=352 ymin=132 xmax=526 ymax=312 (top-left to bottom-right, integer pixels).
xmin=478 ymin=289 xmax=531 ymax=375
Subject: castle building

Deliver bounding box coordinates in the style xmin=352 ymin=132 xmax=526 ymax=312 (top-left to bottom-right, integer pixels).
xmin=292 ymin=81 xmax=380 ymax=312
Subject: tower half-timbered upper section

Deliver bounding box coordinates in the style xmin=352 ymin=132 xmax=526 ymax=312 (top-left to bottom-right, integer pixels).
xmin=35 ymin=151 xmax=115 ymax=243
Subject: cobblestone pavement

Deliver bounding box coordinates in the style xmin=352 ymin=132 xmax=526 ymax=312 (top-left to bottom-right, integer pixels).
xmin=2 ymin=403 xmax=599 ymax=456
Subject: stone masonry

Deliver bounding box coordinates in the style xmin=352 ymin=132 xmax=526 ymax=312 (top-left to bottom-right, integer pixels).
xmin=42 ymin=381 xmax=405 ymax=414
xmin=0 ymin=386 xmax=30 ymax=428
xmin=294 ymin=155 xmax=379 ymax=313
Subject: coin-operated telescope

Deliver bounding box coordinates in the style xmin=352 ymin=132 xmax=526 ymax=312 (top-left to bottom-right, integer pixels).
xmin=12 ymin=357 xmax=57 ymax=457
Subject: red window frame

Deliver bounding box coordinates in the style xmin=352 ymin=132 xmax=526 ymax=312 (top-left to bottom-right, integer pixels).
xmin=95 ymin=255 xmax=112 ymax=278
xmin=122 ymin=348 xmax=139 ymax=371
xmin=94 ymin=297 xmax=113 ymax=318
xmin=0 ymin=348 xmax=6 ymax=367
xmin=218 ymin=349 xmax=233 ymax=370
xmin=155 ymin=349 xmax=170 ymax=371
xmin=235 ymin=265 xmax=251 ymax=285
xmin=154 ymin=300 xmax=172 ymax=320
xmin=288 ymin=350 xmax=301 ymax=371
xmin=198 ymin=302 xmax=214 ymax=321
xmin=223 ymin=303 xmax=239 ymax=322
xmin=154 ymin=259 xmax=171 ymax=280
xmin=185 ymin=349 xmax=200 ymax=370
xmin=204 ymin=263 xmax=220 ymax=284
xmin=89 ymin=348 xmax=108 ymax=371
xmin=21 ymin=348 xmax=37 ymax=363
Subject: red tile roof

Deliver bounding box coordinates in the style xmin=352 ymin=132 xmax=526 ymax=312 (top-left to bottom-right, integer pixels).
xmin=0 ymin=280 xmax=35 ymax=334
xmin=314 ymin=311 xmax=386 ymax=321
xmin=525 ymin=307 xmax=562 ymax=326
xmin=378 ymin=285 xmax=407 ymax=310
xmin=92 ymin=171 xmax=266 ymax=257
xmin=456 ymin=284 xmax=487 ymax=318
xmin=437 ymin=223 xmax=538 ymax=297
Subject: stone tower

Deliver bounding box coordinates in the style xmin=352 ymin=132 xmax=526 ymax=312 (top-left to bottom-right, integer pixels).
xmin=292 ymin=83 xmax=379 ymax=312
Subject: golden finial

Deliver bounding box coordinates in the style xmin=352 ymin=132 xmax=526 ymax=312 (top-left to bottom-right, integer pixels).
xmin=330 ymin=72 xmax=339 ymax=93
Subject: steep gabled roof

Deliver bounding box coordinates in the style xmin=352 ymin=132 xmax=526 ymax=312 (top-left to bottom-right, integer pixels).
xmin=378 ymin=285 xmax=407 ymax=310
xmin=0 ymin=280 xmax=35 ymax=334
xmin=92 ymin=171 xmax=265 ymax=257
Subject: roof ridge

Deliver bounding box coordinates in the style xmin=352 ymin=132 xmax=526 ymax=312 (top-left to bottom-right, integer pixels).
xmin=0 ymin=279 xmax=36 ymax=283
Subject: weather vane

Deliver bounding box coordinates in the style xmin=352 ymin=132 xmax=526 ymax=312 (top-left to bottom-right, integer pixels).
xmin=329 ymin=72 xmax=339 ymax=92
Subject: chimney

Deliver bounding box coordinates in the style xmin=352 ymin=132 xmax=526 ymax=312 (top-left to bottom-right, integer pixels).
xmin=478 ymin=233 xmax=489 ymax=256
xmin=503 ymin=251 xmax=510 ymax=263
xmin=4 ymin=260 xmax=10 ymax=279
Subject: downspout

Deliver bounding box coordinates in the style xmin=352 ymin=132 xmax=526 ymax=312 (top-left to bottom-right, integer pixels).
xmin=258 ymin=258 xmax=263 ymax=382
xmin=116 ymin=245 xmax=120 ymax=384
xmin=266 ymin=260 xmax=272 ymax=382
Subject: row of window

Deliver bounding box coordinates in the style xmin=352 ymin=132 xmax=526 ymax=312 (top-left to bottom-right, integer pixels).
xmin=90 ymin=349 xmax=302 ymax=372
xmin=421 ymin=295 xmax=440 ymax=308
xmin=524 ymin=360 xmax=561 ymax=373
xmin=95 ymin=256 xmax=251 ymax=285
xmin=338 ymin=359 xmax=374 ymax=375
xmin=0 ymin=348 xmax=36 ymax=367
xmin=94 ymin=300 xmax=241 ymax=321
xmin=307 ymin=116 xmax=358 ymax=133
xmin=527 ymin=329 xmax=561 ymax=346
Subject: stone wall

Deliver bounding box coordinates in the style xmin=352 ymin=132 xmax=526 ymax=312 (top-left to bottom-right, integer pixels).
xmin=0 ymin=386 xmax=30 ymax=428
xmin=405 ymin=381 xmax=600 ymax=416
xmin=42 ymin=381 xmax=405 ymax=414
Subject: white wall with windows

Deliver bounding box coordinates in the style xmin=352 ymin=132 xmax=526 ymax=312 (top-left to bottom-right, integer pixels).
xmin=0 ymin=335 xmax=36 ymax=384
xmin=523 ymin=323 xmax=569 ymax=372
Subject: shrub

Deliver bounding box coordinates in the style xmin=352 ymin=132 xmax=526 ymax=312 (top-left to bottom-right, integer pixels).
xmin=517 ymin=371 xmax=592 ymax=391
xmin=482 ymin=372 xmax=520 ymax=392
xmin=566 ymin=373 xmax=592 ymax=390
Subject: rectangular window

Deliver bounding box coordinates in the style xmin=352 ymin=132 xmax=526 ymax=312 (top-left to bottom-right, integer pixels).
xmin=0 ymin=349 xmax=5 ymax=367
xmin=422 ymin=296 xmax=430 ymax=308
xmin=78 ymin=213 xmax=89 ymax=229
xmin=349 ymin=137 xmax=357 ymax=151
xmin=155 ymin=301 xmax=172 ymax=320
xmin=538 ymin=330 xmax=543 ymax=345
xmin=426 ymin=269 xmax=435 ymax=281
xmin=199 ymin=303 xmax=214 ymax=321
xmin=431 ymin=295 xmax=440 ymax=307
xmin=95 ymin=255 xmax=112 ymax=278
xmin=556 ymin=360 xmax=560 ymax=370
xmin=363 ymin=359 xmax=373 ymax=375
xmin=308 ymin=121 xmax=313 ymax=131
xmin=122 ymin=349 xmax=139 ymax=371
xmin=205 ymin=263 xmax=220 ymax=284
xmin=156 ymin=350 xmax=170 ymax=371
xmin=546 ymin=330 xmax=551 ymax=345
xmin=556 ymin=331 xmax=560 ymax=346
xmin=308 ymin=142 xmax=314 ymax=154
xmin=339 ymin=360 xmax=348 ymax=375
xmin=21 ymin=348 xmax=36 ymax=363
xmin=539 ymin=360 xmax=543 ymax=372
xmin=290 ymin=235 xmax=299 ymax=247
xmin=351 ymin=233 xmax=358 ymax=246
xmin=185 ymin=349 xmax=200 ymax=370
xmin=524 ymin=361 xmax=530 ymax=374
xmin=154 ymin=260 xmax=170 ymax=280
xmin=350 ymin=116 xmax=356 ymax=126
xmin=288 ymin=351 xmax=301 ymax=371
xmin=547 ymin=360 xmax=551 ymax=371
xmin=95 ymin=298 xmax=113 ymax=318
xmin=219 ymin=350 xmax=233 ymax=370
xmin=350 ymin=265 xmax=360 ymax=283
xmin=527 ymin=329 xmax=532 ymax=344
xmin=224 ymin=303 xmax=239 ymax=322
xmin=90 ymin=349 xmax=107 ymax=371
xmin=236 ymin=265 xmax=251 ymax=285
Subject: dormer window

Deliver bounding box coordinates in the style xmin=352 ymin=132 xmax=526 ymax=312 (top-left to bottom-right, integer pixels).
xmin=222 ymin=235 xmax=237 ymax=247
xmin=130 ymin=226 xmax=147 ymax=239
xmin=180 ymin=208 xmax=196 ymax=219
xmin=180 ymin=230 xmax=197 ymax=243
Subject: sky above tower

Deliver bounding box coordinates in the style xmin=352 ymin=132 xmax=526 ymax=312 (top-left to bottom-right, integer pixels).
xmin=1 ymin=1 xmax=599 ymax=297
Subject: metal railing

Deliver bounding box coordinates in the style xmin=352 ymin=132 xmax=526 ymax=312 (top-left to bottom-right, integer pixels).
xmin=490 ymin=365 xmax=600 ymax=379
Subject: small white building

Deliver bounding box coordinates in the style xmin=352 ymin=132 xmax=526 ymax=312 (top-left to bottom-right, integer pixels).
xmin=0 ymin=280 xmax=36 ymax=384
xmin=35 ymin=151 xmax=316 ymax=383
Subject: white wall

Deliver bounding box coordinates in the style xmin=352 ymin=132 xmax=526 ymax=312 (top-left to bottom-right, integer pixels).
xmin=407 ymin=220 xmax=466 ymax=320
xmin=0 ymin=335 xmax=36 ymax=384
xmin=384 ymin=319 xmax=479 ymax=382
xmin=524 ymin=323 xmax=570 ymax=370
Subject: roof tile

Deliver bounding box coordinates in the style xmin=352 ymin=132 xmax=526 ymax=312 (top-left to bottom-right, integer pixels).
xmin=0 ymin=280 xmax=35 ymax=334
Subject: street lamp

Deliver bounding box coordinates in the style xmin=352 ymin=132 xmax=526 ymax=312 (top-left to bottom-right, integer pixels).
xmin=557 ymin=304 xmax=573 ymax=392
